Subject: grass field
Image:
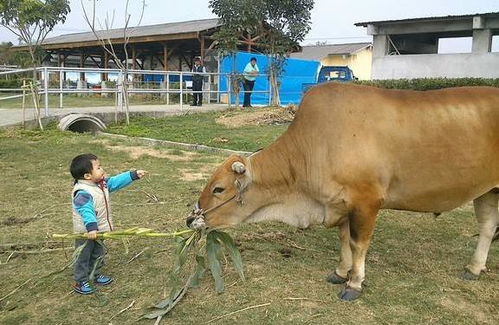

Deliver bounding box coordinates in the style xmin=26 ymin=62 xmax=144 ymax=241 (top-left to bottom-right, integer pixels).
xmin=0 ymin=93 xmax=189 ymax=109
xmin=106 ymin=109 xmax=289 ymax=152
xmin=0 ymin=122 xmax=497 ymax=324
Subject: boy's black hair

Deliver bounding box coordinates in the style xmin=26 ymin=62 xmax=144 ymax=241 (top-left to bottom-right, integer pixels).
xmin=70 ymin=154 xmax=98 ymax=183
xmin=250 ymin=57 xmax=257 ymax=62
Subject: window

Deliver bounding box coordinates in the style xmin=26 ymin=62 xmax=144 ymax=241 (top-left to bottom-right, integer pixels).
xmin=492 ymin=35 xmax=499 ymax=53
xmin=437 ymin=37 xmax=472 ymax=54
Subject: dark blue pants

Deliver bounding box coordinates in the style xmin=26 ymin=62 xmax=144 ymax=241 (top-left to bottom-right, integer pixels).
xmin=192 ymin=80 xmax=203 ymax=105
xmin=73 ymin=239 xmax=105 ymax=282
xmin=243 ymin=79 xmax=255 ymax=107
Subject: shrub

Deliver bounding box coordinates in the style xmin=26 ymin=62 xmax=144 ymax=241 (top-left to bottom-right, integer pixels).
xmin=0 ymin=78 xmax=23 ymax=88
xmin=353 ymin=78 xmax=499 ymax=90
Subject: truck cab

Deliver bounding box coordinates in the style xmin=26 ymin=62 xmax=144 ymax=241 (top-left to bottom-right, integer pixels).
xmin=302 ymin=65 xmax=356 ymax=94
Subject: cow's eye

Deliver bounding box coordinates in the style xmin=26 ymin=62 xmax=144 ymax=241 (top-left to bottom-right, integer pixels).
xmin=213 ymin=187 xmax=225 ymax=194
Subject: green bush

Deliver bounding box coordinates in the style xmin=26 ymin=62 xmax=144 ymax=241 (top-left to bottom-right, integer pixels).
xmin=0 ymin=78 xmax=23 ymax=88
xmin=353 ymin=78 xmax=499 ymax=90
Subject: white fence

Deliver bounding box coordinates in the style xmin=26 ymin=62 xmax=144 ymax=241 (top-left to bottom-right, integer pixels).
xmin=0 ymin=66 xmax=272 ymax=116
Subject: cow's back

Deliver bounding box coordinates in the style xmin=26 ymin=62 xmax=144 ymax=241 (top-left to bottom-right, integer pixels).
xmin=284 ymin=83 xmax=499 ymax=212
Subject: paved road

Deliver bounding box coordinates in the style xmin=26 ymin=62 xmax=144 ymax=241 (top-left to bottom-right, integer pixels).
xmin=0 ymin=103 xmax=229 ymax=127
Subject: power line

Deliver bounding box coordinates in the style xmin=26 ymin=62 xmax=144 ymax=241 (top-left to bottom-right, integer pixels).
xmin=304 ymin=36 xmax=371 ymax=41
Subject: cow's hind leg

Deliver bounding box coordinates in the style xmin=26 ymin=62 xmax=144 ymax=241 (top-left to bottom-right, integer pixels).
xmin=338 ymin=199 xmax=381 ymax=301
xmin=461 ymin=190 xmax=498 ymax=280
xmin=327 ymin=220 xmax=351 ymax=284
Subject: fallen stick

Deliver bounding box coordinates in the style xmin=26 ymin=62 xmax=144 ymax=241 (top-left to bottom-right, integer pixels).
xmin=109 ymin=300 xmax=136 ymax=322
xmin=126 ymin=248 xmax=149 ymax=264
xmin=283 ymin=297 xmax=327 ymax=303
xmin=207 ymin=303 xmax=271 ymax=323
xmin=0 ymin=278 xmax=31 ymax=303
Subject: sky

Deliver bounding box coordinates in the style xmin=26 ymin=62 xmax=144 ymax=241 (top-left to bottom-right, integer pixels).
xmin=0 ymin=0 xmax=497 ymax=46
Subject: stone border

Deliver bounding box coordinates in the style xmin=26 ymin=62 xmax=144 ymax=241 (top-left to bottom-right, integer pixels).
xmin=98 ymin=132 xmax=252 ymax=156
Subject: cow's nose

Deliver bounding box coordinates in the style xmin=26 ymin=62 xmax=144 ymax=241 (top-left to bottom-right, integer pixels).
xmin=186 ymin=216 xmax=195 ymax=227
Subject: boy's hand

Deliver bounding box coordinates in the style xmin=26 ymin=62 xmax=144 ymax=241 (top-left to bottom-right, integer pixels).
xmin=136 ymin=170 xmax=147 ymax=179
xmin=87 ymin=230 xmax=98 ymax=240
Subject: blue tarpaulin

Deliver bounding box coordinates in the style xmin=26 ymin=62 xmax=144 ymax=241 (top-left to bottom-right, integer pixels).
xmin=219 ymin=52 xmax=319 ymax=105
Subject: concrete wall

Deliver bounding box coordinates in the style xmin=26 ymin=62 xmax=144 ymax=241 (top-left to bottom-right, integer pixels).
xmin=371 ymin=52 xmax=499 ymax=79
xmin=320 ymin=48 xmax=372 ymax=80
xmin=365 ymin=14 xmax=499 ymax=79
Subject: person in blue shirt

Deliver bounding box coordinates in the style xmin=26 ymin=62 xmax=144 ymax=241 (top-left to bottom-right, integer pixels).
xmin=69 ymin=153 xmax=146 ymax=294
xmin=242 ymin=57 xmax=259 ymax=107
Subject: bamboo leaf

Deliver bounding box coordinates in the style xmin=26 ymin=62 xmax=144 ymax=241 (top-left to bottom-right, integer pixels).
xmin=214 ymin=231 xmax=245 ymax=281
xmin=206 ymin=231 xmax=224 ymax=293
xmin=189 ymin=255 xmax=206 ymax=288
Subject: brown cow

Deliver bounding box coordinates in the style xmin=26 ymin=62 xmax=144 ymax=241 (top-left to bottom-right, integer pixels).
xmin=187 ymin=83 xmax=499 ymax=300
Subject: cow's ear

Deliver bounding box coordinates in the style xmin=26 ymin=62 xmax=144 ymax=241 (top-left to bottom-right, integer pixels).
xmin=232 ymin=161 xmax=246 ymax=174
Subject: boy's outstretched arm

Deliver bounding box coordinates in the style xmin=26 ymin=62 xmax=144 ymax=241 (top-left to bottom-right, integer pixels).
xmin=73 ymin=190 xmax=98 ymax=239
xmin=106 ymin=170 xmax=147 ymax=193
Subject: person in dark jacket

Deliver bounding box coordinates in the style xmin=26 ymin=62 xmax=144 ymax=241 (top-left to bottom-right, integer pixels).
xmin=191 ymin=56 xmax=207 ymax=106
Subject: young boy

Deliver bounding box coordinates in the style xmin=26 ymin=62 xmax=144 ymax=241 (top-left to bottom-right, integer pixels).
xmin=70 ymin=153 xmax=146 ymax=295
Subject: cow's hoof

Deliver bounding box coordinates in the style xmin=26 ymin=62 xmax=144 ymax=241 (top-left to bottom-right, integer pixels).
xmin=326 ymin=271 xmax=348 ymax=284
xmin=459 ymin=269 xmax=480 ymax=281
xmin=338 ymin=286 xmax=362 ymax=301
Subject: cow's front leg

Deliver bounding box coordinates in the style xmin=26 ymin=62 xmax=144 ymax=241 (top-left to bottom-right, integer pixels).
xmin=461 ymin=190 xmax=498 ymax=279
xmin=338 ymin=201 xmax=380 ymax=301
xmin=327 ymin=219 xmax=351 ymax=284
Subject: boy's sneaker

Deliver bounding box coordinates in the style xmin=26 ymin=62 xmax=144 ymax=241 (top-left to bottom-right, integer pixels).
xmin=94 ymin=275 xmax=113 ymax=286
xmin=73 ymin=281 xmax=94 ymax=295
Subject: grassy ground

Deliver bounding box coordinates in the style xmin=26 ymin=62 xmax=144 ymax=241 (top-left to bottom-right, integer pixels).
xmin=0 ymin=93 xmax=190 ymax=109
xmin=0 ymin=124 xmax=497 ymax=325
xmin=107 ymin=109 xmax=289 ymax=152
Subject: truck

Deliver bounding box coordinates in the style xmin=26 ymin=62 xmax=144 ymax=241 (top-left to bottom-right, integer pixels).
xmin=302 ymin=65 xmax=356 ymax=94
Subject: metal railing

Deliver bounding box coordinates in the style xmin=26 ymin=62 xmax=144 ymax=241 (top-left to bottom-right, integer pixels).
xmin=0 ymin=66 xmax=273 ymax=117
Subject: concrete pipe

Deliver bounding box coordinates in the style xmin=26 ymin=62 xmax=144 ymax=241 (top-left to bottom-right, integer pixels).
xmin=58 ymin=113 xmax=107 ymax=133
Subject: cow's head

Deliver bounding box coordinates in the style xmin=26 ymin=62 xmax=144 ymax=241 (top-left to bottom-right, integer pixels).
xmin=186 ymin=154 xmax=253 ymax=229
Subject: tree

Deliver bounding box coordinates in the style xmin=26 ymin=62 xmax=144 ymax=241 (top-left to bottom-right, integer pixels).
xmin=0 ymin=0 xmax=70 ymax=68
xmin=0 ymin=0 xmax=70 ymax=129
xmin=81 ymin=0 xmax=146 ymax=125
xmin=209 ymin=0 xmax=314 ymax=106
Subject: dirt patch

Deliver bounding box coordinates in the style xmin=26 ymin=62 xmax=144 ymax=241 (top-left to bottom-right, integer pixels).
xmin=440 ymin=296 xmax=490 ymax=324
xmin=178 ymin=165 xmax=217 ymax=182
xmin=216 ymin=106 xmax=297 ymax=128
xmin=1 ymin=216 xmax=36 ymax=226
xmin=92 ymin=139 xmax=198 ymax=161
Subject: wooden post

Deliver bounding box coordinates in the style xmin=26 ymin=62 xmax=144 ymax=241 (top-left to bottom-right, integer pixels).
xmin=163 ymin=42 xmax=168 ymax=71
xmin=200 ymin=36 xmax=205 ymax=61
xmin=132 ymin=45 xmax=137 ymax=70
xmin=101 ymin=53 xmax=106 ymax=81
xmin=79 ymin=53 xmax=85 ymax=80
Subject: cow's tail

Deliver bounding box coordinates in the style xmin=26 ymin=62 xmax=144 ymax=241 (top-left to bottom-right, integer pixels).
xmin=493 ymin=226 xmax=499 ymax=242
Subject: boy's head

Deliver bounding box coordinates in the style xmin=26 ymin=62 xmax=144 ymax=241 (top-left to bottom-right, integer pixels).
xmin=70 ymin=154 xmax=104 ymax=183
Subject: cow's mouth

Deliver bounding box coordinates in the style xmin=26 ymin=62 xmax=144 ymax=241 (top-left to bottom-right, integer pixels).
xmin=186 ymin=214 xmax=207 ymax=230
xmin=186 ymin=202 xmax=208 ymax=230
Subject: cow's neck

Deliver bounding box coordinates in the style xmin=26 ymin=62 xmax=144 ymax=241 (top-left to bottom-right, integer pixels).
xmin=244 ymin=141 xmax=325 ymax=228
xmin=248 ymin=140 xmax=295 ymax=190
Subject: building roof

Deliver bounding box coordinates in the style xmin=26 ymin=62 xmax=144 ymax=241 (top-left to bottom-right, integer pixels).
xmin=17 ymin=18 xmax=221 ymax=49
xmin=355 ymin=12 xmax=499 ymax=27
xmin=289 ymin=42 xmax=372 ymax=61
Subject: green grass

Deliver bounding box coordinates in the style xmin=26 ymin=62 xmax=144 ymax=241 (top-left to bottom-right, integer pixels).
xmin=0 ymin=93 xmax=189 ymax=109
xmin=0 ymin=126 xmax=497 ymax=324
xmin=107 ymin=109 xmax=289 ymax=152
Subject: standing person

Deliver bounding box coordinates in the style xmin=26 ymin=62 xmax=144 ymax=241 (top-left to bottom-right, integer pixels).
xmin=242 ymin=57 xmax=259 ymax=108
xmin=69 ymin=153 xmax=146 ymax=295
xmin=191 ymin=56 xmax=207 ymax=106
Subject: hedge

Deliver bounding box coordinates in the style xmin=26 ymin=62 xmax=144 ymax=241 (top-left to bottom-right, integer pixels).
xmin=353 ymin=78 xmax=499 ymax=90
xmin=0 ymin=78 xmax=23 ymax=88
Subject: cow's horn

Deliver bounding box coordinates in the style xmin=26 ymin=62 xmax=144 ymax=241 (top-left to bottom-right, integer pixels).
xmin=232 ymin=162 xmax=246 ymax=174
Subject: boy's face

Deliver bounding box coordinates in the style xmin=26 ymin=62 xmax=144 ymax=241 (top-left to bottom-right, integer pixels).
xmin=84 ymin=159 xmax=105 ymax=183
